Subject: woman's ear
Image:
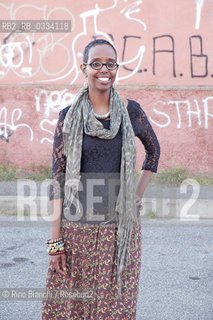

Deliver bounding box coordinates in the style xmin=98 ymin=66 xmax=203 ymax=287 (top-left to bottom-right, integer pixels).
xmin=80 ymin=64 xmax=87 ymax=78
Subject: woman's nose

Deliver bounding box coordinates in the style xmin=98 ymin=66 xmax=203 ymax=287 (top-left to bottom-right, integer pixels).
xmin=100 ymin=64 xmax=108 ymax=71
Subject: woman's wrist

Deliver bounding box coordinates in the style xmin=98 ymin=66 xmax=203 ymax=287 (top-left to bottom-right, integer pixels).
xmin=136 ymin=195 xmax=143 ymax=210
xmin=45 ymin=237 xmax=65 ymax=255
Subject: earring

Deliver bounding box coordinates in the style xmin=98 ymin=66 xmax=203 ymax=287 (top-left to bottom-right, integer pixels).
xmin=112 ymin=80 xmax=118 ymax=88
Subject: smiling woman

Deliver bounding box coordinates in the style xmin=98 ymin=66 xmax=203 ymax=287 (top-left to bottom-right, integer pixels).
xmin=41 ymin=39 xmax=160 ymax=320
xmin=80 ymin=42 xmax=118 ymax=115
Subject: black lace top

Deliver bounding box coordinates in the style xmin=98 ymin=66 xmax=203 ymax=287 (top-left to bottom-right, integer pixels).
xmin=50 ymin=99 xmax=160 ymax=220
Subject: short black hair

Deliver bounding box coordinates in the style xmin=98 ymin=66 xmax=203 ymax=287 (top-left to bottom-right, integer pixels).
xmin=83 ymin=39 xmax=117 ymax=63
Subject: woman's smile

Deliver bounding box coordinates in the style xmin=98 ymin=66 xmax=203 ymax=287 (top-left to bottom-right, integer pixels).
xmin=96 ymin=76 xmax=111 ymax=83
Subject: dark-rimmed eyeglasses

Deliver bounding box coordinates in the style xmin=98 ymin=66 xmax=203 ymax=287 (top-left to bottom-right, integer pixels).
xmin=84 ymin=61 xmax=119 ymax=70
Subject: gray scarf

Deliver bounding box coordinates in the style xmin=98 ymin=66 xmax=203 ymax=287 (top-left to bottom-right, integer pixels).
xmin=63 ymin=86 xmax=139 ymax=292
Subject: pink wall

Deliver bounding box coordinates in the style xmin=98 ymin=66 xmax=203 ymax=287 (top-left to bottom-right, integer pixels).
xmin=0 ymin=0 xmax=213 ymax=173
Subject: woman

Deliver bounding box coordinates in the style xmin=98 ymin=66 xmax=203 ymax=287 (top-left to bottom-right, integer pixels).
xmin=41 ymin=39 xmax=160 ymax=319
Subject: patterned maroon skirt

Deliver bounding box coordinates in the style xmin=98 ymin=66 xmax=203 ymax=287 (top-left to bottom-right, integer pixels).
xmin=41 ymin=219 xmax=142 ymax=320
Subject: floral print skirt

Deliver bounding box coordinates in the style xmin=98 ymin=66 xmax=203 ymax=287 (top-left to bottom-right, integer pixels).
xmin=41 ymin=219 xmax=142 ymax=320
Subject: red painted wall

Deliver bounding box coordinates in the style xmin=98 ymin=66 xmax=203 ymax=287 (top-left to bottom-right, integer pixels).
xmin=0 ymin=0 xmax=213 ymax=173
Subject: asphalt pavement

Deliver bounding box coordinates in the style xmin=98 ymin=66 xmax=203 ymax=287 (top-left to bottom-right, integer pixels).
xmin=0 ymin=217 xmax=213 ymax=320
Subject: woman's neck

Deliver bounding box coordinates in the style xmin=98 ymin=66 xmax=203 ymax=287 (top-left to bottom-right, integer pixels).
xmin=88 ymin=88 xmax=110 ymax=114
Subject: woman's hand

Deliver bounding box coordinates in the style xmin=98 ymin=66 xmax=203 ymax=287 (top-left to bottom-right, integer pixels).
xmin=136 ymin=170 xmax=153 ymax=212
xmin=50 ymin=253 xmax=67 ymax=276
xmin=136 ymin=196 xmax=143 ymax=211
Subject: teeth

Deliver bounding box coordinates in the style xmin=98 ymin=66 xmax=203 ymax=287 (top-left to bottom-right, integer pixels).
xmin=98 ymin=78 xmax=109 ymax=82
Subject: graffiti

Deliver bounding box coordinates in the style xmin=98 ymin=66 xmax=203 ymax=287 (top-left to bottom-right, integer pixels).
xmin=0 ymin=1 xmax=147 ymax=84
xmin=120 ymin=1 xmax=147 ymax=31
xmin=0 ymin=87 xmax=212 ymax=177
xmin=49 ymin=3 xmax=146 ymax=83
xmin=0 ymin=106 xmax=33 ymax=142
xmin=0 ymin=3 xmax=74 ymax=80
xmin=0 ymin=89 xmax=74 ymax=144
xmin=150 ymin=96 xmax=213 ymax=129
xmin=35 ymin=89 xmax=74 ymax=117
xmin=54 ymin=1 xmax=146 ymax=83
xmin=60 ymin=8 xmax=114 ymax=84
xmin=0 ymin=35 xmax=34 ymax=78
xmin=0 ymin=41 xmax=24 ymax=68
xmin=35 ymin=88 xmax=75 ymax=143
xmin=203 ymin=96 xmax=213 ymax=129
xmin=0 ymin=90 xmax=212 ymax=146
xmin=0 ymin=1 xmax=212 ymax=84
xmin=189 ymin=35 xmax=208 ymax=78
xmin=195 ymin=0 xmax=205 ymax=30
xmin=40 ymin=118 xmax=58 ymax=144
xmin=121 ymin=35 xmax=143 ymax=73
xmin=152 ymin=34 xmax=211 ymax=79
xmin=153 ymin=35 xmax=176 ymax=78
xmin=117 ymin=43 xmax=145 ymax=80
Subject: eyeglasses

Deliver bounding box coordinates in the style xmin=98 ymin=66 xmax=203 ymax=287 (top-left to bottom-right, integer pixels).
xmin=84 ymin=61 xmax=119 ymax=70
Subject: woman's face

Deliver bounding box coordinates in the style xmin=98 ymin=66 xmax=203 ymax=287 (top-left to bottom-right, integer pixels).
xmin=81 ymin=44 xmax=118 ymax=93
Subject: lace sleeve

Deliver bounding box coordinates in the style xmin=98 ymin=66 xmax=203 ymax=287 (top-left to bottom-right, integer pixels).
xmin=49 ymin=109 xmax=67 ymax=200
xmin=128 ymin=100 xmax=160 ymax=172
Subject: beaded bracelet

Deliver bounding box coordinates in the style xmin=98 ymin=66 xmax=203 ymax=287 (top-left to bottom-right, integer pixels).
xmin=47 ymin=243 xmax=64 ymax=250
xmin=45 ymin=237 xmax=63 ymax=245
xmin=45 ymin=237 xmax=65 ymax=255
xmin=47 ymin=241 xmax=64 ymax=248
xmin=49 ymin=250 xmax=66 ymax=256
xmin=47 ymin=246 xmax=65 ymax=254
